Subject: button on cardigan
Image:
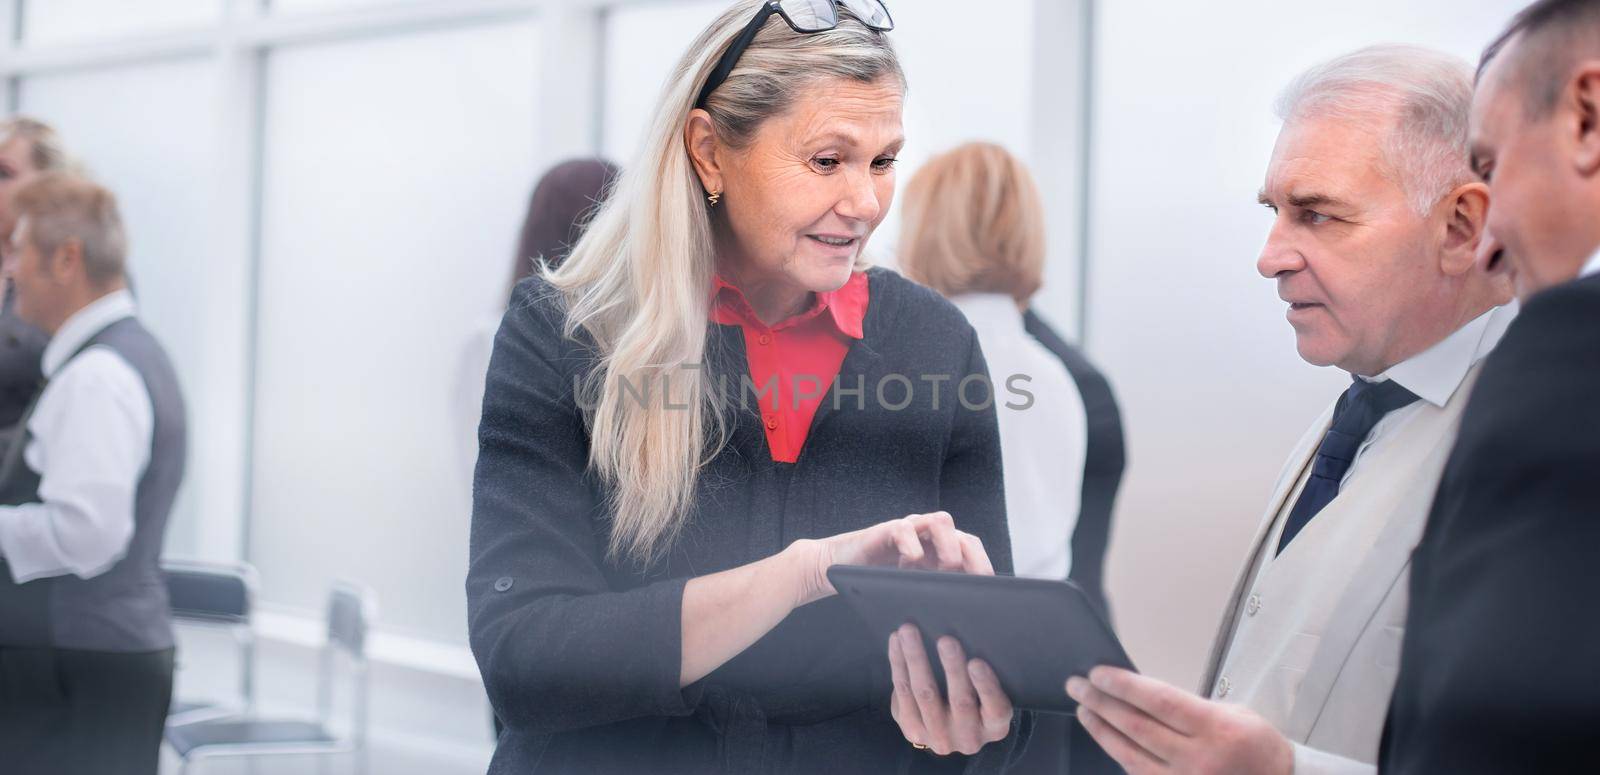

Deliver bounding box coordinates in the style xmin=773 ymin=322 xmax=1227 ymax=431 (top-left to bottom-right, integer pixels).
xmin=467 ymin=267 xmax=1028 ymax=774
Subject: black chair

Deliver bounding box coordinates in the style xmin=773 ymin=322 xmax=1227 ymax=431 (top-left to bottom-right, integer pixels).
xmin=164 ymin=581 xmax=376 ymax=775
xmin=163 ymin=559 xmax=259 ymax=726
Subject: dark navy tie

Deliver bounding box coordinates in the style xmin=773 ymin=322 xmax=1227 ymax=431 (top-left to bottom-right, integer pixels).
xmin=1276 ymin=376 xmax=1421 ymax=554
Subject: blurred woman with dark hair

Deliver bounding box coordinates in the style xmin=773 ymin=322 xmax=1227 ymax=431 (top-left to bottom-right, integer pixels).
xmin=509 ymin=158 xmax=620 ymax=294
xmin=455 ymin=157 xmax=620 ymax=487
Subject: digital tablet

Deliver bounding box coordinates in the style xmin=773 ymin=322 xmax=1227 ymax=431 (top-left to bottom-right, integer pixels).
xmin=827 ymin=565 xmax=1135 ymax=715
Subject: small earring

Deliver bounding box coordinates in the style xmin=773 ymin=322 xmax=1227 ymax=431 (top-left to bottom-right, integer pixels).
xmin=708 ymin=190 xmax=722 ymax=207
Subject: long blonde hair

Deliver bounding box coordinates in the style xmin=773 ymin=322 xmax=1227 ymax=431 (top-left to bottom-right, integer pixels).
xmin=545 ymin=0 xmax=904 ymax=565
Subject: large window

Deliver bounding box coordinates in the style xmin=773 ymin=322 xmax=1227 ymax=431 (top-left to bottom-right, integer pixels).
xmin=21 ymin=0 xmax=219 ymax=45
xmin=19 ymin=59 xmax=224 ymax=560
xmin=270 ymin=0 xmax=401 ymax=14
xmin=0 ymin=0 xmax=553 ymax=650
xmin=250 ymin=19 xmax=540 ymax=644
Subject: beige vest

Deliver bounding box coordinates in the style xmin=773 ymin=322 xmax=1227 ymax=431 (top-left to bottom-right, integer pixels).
xmin=1199 ymin=366 xmax=1480 ymax=765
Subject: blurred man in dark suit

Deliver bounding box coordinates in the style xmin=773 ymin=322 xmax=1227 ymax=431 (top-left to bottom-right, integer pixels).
xmin=1381 ymin=1 xmax=1600 ymax=772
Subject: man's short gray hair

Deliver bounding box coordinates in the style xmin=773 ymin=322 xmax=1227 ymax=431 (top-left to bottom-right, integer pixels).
xmin=1275 ymin=44 xmax=1475 ymax=215
xmin=14 ymin=172 xmax=127 ymax=286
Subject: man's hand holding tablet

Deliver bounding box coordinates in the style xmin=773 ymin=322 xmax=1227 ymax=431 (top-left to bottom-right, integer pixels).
xmin=1066 ymin=667 xmax=1293 ymax=775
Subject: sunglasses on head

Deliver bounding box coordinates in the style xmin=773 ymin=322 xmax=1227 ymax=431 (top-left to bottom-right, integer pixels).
xmin=694 ymin=0 xmax=895 ymax=110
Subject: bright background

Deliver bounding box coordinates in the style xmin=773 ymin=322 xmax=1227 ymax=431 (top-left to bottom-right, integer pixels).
xmin=0 ymin=0 xmax=1522 ymax=770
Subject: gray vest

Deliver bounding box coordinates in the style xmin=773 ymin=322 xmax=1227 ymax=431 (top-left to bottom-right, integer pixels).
xmin=0 ymin=315 xmax=187 ymax=652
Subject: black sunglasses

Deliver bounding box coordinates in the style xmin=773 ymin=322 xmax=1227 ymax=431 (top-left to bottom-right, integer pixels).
xmin=694 ymin=0 xmax=895 ymax=110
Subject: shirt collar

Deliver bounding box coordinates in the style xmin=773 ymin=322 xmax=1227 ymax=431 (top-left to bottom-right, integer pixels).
xmin=1583 ymin=244 xmax=1600 ymax=280
xmin=42 ymin=288 xmax=137 ymax=378
xmin=1362 ymin=302 xmax=1517 ymax=408
xmin=710 ymin=271 xmax=868 ymax=339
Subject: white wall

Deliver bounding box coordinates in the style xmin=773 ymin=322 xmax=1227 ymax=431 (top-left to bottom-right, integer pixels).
xmin=1087 ymin=0 xmax=1524 ymax=687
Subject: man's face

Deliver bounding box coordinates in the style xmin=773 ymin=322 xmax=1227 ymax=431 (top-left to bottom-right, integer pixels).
xmin=1471 ymin=43 xmax=1599 ymax=298
xmin=1257 ymin=115 xmax=1450 ymax=376
xmin=3 ymin=217 xmax=62 ymax=331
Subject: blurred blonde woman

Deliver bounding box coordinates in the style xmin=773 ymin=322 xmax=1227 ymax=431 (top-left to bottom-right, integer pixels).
xmin=900 ymin=141 xmax=1124 ymax=605
xmin=466 ymin=2 xmax=1025 ymax=772
xmin=0 ymin=117 xmax=74 ymax=452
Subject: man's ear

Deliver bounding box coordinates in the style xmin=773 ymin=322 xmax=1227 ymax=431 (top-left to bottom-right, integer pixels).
xmin=48 ymin=238 xmax=85 ymax=284
xmin=1439 ymin=180 xmax=1489 ymax=276
xmin=1570 ymin=61 xmax=1600 ymax=177
xmin=684 ymin=109 xmax=725 ymax=196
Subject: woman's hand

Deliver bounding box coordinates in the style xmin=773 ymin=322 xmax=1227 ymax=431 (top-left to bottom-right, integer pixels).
xmin=889 ymin=624 xmax=1015 ymax=756
xmin=789 ymin=511 xmax=994 ymax=607
xmin=680 ymin=512 xmax=991 ymax=688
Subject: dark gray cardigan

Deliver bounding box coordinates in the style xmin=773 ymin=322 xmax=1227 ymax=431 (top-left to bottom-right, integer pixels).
xmin=467 ymin=267 xmax=1026 ymax=774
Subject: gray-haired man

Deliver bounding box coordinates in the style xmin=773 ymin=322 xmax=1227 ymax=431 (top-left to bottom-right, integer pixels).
xmin=0 ymin=172 xmax=187 ymax=775
xmin=1058 ymin=45 xmax=1515 ymax=775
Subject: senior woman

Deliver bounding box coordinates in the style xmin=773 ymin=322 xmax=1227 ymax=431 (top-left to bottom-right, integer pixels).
xmin=467 ymin=2 xmax=1024 ymax=773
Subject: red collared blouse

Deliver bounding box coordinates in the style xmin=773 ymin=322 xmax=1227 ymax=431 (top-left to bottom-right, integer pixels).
xmin=709 ymin=271 xmax=870 ymax=463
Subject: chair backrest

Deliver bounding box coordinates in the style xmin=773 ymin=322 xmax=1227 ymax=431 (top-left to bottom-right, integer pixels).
xmin=163 ymin=559 xmax=258 ymax=625
xmin=325 ymin=581 xmax=375 ymax=657
xmin=318 ymin=581 xmax=377 ymax=744
xmin=163 ymin=558 xmax=260 ymax=713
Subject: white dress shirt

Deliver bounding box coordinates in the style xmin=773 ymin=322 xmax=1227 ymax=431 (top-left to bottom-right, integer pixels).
xmin=1336 ymin=301 xmax=1517 ymax=487
xmin=951 ymin=293 xmax=1087 ymax=579
xmin=0 ymin=289 xmax=153 ymax=583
